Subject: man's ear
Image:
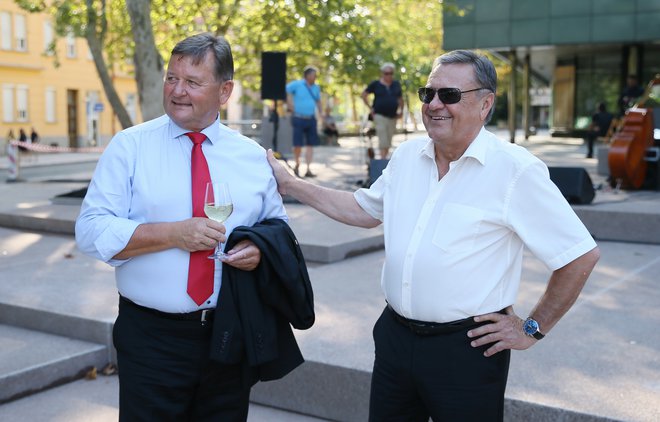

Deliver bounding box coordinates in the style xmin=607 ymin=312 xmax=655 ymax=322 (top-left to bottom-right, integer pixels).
xmin=480 ymin=92 xmax=495 ymax=121
xmin=219 ymin=80 xmax=235 ymax=105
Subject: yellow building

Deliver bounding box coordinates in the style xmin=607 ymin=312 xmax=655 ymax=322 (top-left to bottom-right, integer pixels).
xmin=0 ymin=0 xmax=139 ymax=150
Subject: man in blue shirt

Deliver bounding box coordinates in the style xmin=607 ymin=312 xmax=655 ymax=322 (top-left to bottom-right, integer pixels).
xmin=286 ymin=66 xmax=323 ymax=177
xmin=76 ymin=33 xmax=287 ymax=421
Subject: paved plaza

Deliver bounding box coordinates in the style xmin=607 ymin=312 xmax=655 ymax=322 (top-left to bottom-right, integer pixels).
xmin=0 ymin=129 xmax=659 ymax=421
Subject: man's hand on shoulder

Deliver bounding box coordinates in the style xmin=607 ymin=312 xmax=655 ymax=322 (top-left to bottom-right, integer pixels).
xmin=267 ymin=149 xmax=298 ymax=195
xmin=467 ymin=306 xmax=537 ymax=357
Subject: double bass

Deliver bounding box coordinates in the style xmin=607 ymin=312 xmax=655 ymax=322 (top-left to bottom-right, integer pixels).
xmin=608 ymin=75 xmax=660 ymax=189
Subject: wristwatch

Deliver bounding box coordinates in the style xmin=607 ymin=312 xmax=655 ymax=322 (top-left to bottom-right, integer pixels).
xmin=522 ymin=317 xmax=545 ymax=340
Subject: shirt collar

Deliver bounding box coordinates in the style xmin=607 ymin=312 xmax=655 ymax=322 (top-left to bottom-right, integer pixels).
xmin=418 ymin=126 xmax=488 ymax=166
xmin=169 ymin=114 xmax=221 ymax=145
xmin=462 ymin=127 xmax=488 ymax=166
xmin=420 ymin=137 xmax=435 ymax=160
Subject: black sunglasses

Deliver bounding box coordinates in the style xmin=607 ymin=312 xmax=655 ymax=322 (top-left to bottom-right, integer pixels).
xmin=417 ymin=87 xmax=488 ymax=104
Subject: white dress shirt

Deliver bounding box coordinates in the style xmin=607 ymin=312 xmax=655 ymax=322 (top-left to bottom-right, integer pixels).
xmin=75 ymin=115 xmax=287 ymax=313
xmin=355 ymin=127 xmax=597 ymax=323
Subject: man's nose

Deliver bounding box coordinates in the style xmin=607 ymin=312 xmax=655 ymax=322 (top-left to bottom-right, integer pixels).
xmin=171 ymin=81 xmax=187 ymax=96
xmin=427 ymin=93 xmax=446 ymax=109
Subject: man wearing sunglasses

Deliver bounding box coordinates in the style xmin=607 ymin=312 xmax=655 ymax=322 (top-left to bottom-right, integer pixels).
xmin=361 ymin=62 xmax=404 ymax=159
xmin=268 ymin=50 xmax=600 ymax=421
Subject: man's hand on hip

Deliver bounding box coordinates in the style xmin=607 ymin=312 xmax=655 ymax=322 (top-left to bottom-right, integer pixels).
xmin=467 ymin=306 xmax=537 ymax=357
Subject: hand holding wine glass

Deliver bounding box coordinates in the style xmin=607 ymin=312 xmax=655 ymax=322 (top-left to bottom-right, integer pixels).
xmin=204 ymin=182 xmax=233 ymax=260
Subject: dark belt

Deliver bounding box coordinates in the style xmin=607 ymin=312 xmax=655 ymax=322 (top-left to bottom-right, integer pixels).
xmin=293 ymin=113 xmax=315 ymax=119
xmin=386 ymin=304 xmax=479 ymax=336
xmin=120 ymin=296 xmax=214 ymax=324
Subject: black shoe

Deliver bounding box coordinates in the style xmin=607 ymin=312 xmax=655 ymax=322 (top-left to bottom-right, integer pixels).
xmin=294 ymin=165 xmax=300 ymax=177
xmin=304 ymin=170 xmax=316 ymax=178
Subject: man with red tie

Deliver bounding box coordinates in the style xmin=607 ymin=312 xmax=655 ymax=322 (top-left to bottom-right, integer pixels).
xmin=76 ymin=33 xmax=287 ymax=420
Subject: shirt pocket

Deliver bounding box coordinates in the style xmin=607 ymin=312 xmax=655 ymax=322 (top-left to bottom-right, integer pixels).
xmin=432 ymin=203 xmax=485 ymax=253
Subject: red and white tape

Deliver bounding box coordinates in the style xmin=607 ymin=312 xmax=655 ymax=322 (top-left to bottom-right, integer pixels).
xmin=6 ymin=141 xmax=18 ymax=180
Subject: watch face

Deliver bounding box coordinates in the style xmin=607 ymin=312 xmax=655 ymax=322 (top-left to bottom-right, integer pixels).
xmin=523 ymin=318 xmax=539 ymax=335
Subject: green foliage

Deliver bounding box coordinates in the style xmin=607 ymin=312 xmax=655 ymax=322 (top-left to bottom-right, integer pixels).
xmin=227 ymin=0 xmax=446 ymax=111
xmin=17 ymin=0 xmax=448 ymax=113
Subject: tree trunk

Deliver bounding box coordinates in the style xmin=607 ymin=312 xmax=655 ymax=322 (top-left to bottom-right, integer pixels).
xmin=350 ymin=86 xmax=359 ymax=130
xmin=405 ymin=95 xmax=418 ymax=131
xmin=126 ymin=0 xmax=164 ymax=122
xmin=85 ymin=0 xmax=133 ymax=129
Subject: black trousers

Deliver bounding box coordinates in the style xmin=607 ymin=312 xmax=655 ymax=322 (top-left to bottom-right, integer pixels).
xmin=113 ymin=299 xmax=250 ymax=422
xmin=585 ymin=133 xmax=597 ymax=158
xmin=369 ymin=307 xmax=510 ymax=422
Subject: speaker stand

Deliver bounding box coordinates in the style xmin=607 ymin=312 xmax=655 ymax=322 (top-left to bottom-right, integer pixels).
xmin=269 ymin=101 xmax=292 ymax=170
xmin=270 ymin=100 xmax=280 ymax=154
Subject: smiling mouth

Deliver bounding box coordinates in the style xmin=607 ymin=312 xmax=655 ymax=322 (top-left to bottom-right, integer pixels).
xmin=430 ymin=115 xmax=451 ymax=121
xmin=171 ymin=99 xmax=192 ymax=107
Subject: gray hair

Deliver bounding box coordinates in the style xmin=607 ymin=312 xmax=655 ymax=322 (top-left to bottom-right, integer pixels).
xmin=171 ymin=33 xmax=234 ymax=82
xmin=434 ymin=50 xmax=497 ymax=123
xmin=380 ymin=62 xmax=395 ymax=72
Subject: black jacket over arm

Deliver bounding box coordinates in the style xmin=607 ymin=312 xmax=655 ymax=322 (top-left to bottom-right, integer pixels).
xmin=210 ymin=218 xmax=315 ymax=386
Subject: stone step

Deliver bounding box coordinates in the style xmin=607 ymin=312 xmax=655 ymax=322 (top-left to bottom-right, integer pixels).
xmin=0 ymin=226 xmax=657 ymax=421
xmin=0 ymin=324 xmax=109 ymax=404
xmin=0 ymin=376 xmax=330 ymax=422
xmin=251 ymin=362 xmax=622 ymax=422
xmin=0 ymin=201 xmax=386 ymax=263
xmin=0 ymin=303 xmax=114 ymax=348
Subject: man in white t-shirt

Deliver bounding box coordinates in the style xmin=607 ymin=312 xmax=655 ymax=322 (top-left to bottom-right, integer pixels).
xmin=268 ymin=50 xmax=600 ymax=421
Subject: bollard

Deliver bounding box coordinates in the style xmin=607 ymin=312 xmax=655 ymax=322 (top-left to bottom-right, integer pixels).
xmin=6 ymin=141 xmax=20 ymax=182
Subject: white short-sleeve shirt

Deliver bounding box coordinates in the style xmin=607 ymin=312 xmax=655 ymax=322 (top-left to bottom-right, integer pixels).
xmin=355 ymin=128 xmax=596 ymax=322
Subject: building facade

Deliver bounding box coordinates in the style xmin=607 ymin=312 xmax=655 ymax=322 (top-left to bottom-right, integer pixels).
xmin=443 ymin=0 xmax=660 ymax=136
xmin=0 ymin=0 xmax=139 ymax=150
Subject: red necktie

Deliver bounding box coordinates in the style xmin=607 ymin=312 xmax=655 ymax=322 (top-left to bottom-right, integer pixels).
xmin=186 ymin=132 xmax=214 ymax=306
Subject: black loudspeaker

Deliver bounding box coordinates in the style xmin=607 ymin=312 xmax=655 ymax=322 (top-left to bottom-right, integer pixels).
xmin=366 ymin=159 xmax=390 ymax=187
xmin=548 ymin=167 xmax=595 ymax=205
xmin=261 ymin=52 xmax=286 ymax=100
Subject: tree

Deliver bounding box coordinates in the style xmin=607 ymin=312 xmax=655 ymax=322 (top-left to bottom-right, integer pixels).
xmin=84 ymin=0 xmax=133 ymax=128
xmin=16 ymin=0 xmax=134 ymax=128
xmin=225 ymin=0 xmax=447 ymax=123
xmin=126 ymin=0 xmax=164 ymax=121
xmin=18 ymin=0 xmax=451 ymax=128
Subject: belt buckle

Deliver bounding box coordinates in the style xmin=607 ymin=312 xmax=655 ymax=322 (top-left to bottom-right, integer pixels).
xmin=201 ymin=309 xmax=211 ymax=325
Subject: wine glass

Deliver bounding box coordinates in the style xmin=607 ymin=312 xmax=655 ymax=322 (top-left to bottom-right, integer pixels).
xmin=204 ymin=182 xmax=233 ymax=260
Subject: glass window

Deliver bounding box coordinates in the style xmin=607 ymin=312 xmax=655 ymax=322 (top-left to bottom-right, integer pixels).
xmin=66 ymin=32 xmax=76 ymax=58
xmin=1 ymin=12 xmax=11 ymax=50
xmin=2 ymin=85 xmax=14 ymax=122
xmin=14 ymin=14 xmax=26 ymax=52
xmin=43 ymin=20 xmax=54 ymax=55
xmin=46 ymin=87 xmax=56 ymax=123
xmin=16 ymin=85 xmax=28 ymax=122
xmin=575 ymin=50 xmax=621 ymax=120
xmin=643 ymin=45 xmax=660 ymax=87
xmin=126 ymin=93 xmax=137 ymax=122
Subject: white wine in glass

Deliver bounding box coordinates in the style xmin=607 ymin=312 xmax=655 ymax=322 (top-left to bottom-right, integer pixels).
xmin=204 ymin=182 xmax=233 ymax=260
